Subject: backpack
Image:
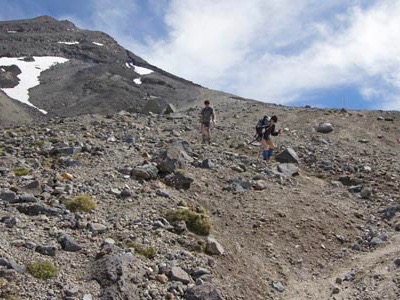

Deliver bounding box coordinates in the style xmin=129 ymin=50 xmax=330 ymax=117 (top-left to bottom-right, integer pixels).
xmin=255 ymin=115 xmax=270 ymax=139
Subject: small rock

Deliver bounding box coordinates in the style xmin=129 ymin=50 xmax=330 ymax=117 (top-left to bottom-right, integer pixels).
xmin=317 ymin=122 xmax=334 ymax=133
xmin=272 ymin=281 xmax=285 ymax=292
xmin=59 ymin=235 xmax=82 ymax=252
xmin=35 ymin=244 xmax=57 ymax=257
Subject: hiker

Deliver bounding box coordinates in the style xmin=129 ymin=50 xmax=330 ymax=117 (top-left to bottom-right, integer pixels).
xmin=199 ymin=100 xmax=216 ymax=144
xmin=258 ymin=115 xmax=282 ymax=160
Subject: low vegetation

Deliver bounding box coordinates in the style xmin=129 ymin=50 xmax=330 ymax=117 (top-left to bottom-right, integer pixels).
xmin=12 ymin=167 xmax=31 ymax=176
xmin=27 ymin=260 xmax=58 ymax=279
xmin=166 ymin=207 xmax=211 ymax=236
xmin=65 ymin=194 xmax=96 ymax=212
xmin=127 ymin=242 xmax=157 ymax=259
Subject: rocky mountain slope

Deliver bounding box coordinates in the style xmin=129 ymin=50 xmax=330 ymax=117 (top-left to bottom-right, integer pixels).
xmin=0 ymin=16 xmax=209 ymax=124
xmin=0 ymin=88 xmax=399 ymax=299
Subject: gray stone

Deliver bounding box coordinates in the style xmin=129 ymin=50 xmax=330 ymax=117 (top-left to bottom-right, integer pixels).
xmin=192 ymin=267 xmax=211 ymax=278
xmin=275 ymin=148 xmax=300 ymax=163
xmin=92 ymin=248 xmax=147 ymax=299
xmin=131 ymin=164 xmax=158 ymax=180
xmin=156 ymin=189 xmax=170 ymax=198
xmin=35 ymin=244 xmax=57 ymax=256
xmin=156 ymin=141 xmax=193 ymax=173
xmin=317 ymin=122 xmax=334 ymax=133
xmin=1 ymin=216 xmax=18 ymax=228
xmin=59 ymin=234 xmax=82 ymax=252
xmin=169 ymin=266 xmax=192 ymax=284
xmin=277 ymin=163 xmax=299 ymax=176
xmin=206 ymin=237 xmax=224 ymax=256
xmin=360 ymin=188 xmax=372 ymax=199
xmin=201 ymin=159 xmax=215 ymax=169
xmin=0 ymin=190 xmax=17 ymax=202
xmin=185 ymin=283 xmax=224 ymax=300
xmin=272 ymin=281 xmax=285 ymax=292
xmin=253 ymin=180 xmax=268 ymax=190
xmin=164 ymin=172 xmax=194 ymax=190
xmin=88 ymin=223 xmax=108 ymax=235
xmin=17 ymin=193 xmax=38 ymax=203
xmin=17 ymin=204 xmax=59 ymax=216
xmin=370 ymin=237 xmax=384 ymax=246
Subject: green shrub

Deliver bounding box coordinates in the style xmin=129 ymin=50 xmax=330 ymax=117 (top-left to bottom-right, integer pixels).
xmin=0 ymin=147 xmax=4 ymax=156
xmin=27 ymin=260 xmax=57 ymax=279
xmin=166 ymin=208 xmax=211 ymax=236
xmin=65 ymin=195 xmax=96 ymax=212
xmin=12 ymin=167 xmax=31 ymax=176
xmin=127 ymin=242 xmax=156 ymax=259
xmin=0 ymin=277 xmax=7 ymax=288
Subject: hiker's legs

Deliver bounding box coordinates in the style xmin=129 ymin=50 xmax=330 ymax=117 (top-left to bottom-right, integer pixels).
xmin=201 ymin=123 xmax=211 ymax=144
xmin=261 ymin=138 xmax=275 ymax=160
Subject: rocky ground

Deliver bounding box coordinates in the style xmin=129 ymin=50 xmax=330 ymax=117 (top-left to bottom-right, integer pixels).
xmin=0 ymin=91 xmax=399 ymax=299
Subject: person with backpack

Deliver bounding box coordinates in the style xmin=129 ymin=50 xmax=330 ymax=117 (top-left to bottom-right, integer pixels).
xmin=199 ymin=100 xmax=216 ymax=144
xmin=256 ymin=114 xmax=282 ymax=160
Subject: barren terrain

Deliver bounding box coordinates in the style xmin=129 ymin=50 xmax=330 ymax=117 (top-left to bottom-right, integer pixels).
xmin=0 ymin=90 xmax=399 ymax=299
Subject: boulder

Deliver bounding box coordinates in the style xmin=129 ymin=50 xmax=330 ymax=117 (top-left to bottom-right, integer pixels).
xmin=275 ymin=148 xmax=300 ymax=164
xmin=316 ymin=122 xmax=334 ymax=133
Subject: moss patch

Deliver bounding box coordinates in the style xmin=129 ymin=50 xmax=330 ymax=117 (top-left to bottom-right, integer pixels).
xmin=12 ymin=167 xmax=31 ymax=176
xmin=65 ymin=194 xmax=96 ymax=212
xmin=127 ymin=242 xmax=156 ymax=259
xmin=27 ymin=260 xmax=57 ymax=279
xmin=166 ymin=207 xmax=211 ymax=236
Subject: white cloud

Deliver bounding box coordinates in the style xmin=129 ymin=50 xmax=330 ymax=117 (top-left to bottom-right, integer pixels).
xmin=127 ymin=0 xmax=400 ymax=110
xmin=3 ymin=0 xmax=399 ymax=110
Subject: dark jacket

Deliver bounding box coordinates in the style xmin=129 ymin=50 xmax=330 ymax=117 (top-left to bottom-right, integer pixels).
xmin=263 ymin=124 xmax=279 ymax=139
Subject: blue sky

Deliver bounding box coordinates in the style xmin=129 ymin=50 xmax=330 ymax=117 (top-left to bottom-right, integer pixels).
xmin=1 ymin=0 xmax=400 ymax=111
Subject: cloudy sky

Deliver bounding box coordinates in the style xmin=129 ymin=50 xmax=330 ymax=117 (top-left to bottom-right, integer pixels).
xmin=1 ymin=0 xmax=400 ymax=111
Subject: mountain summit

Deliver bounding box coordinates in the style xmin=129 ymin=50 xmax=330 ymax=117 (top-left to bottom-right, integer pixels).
xmin=0 ymin=16 xmax=208 ymax=125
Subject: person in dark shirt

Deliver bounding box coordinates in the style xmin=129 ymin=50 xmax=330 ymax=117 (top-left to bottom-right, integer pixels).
xmin=260 ymin=115 xmax=282 ymax=160
xmin=199 ymin=100 xmax=216 ymax=144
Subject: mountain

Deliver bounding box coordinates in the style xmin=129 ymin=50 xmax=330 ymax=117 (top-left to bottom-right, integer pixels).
xmin=1 ymin=16 xmax=400 ymax=300
xmin=0 ymin=16 xmax=216 ymax=125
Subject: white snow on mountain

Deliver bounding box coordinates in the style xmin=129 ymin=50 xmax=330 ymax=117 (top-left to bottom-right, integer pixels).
xmin=0 ymin=56 xmax=69 ymax=114
xmin=127 ymin=63 xmax=153 ymax=75
xmin=134 ymin=66 xmax=153 ymax=75
xmin=57 ymin=41 xmax=79 ymax=45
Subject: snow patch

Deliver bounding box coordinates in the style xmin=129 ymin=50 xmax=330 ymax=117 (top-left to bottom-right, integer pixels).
xmin=133 ymin=78 xmax=142 ymax=85
xmin=57 ymin=41 xmax=79 ymax=45
xmin=92 ymin=42 xmax=104 ymax=46
xmin=7 ymin=31 xmax=17 ymax=33
xmin=0 ymin=56 xmax=69 ymax=114
xmin=127 ymin=63 xmax=154 ymax=75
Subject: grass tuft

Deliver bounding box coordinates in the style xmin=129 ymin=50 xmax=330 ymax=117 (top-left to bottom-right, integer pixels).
xmin=12 ymin=167 xmax=31 ymax=176
xmin=166 ymin=207 xmax=211 ymax=236
xmin=65 ymin=194 xmax=96 ymax=212
xmin=27 ymin=260 xmax=57 ymax=279
xmin=127 ymin=242 xmax=157 ymax=259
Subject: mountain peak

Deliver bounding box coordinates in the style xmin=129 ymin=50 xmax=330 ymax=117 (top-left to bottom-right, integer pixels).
xmin=0 ymin=16 xmax=206 ymax=125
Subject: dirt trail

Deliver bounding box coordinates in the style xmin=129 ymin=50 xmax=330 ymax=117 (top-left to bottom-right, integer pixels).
xmin=285 ymin=233 xmax=400 ymax=299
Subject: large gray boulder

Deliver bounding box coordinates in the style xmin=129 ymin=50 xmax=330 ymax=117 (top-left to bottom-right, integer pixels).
xmin=156 ymin=140 xmax=193 ymax=173
xmin=92 ymin=248 xmax=147 ymax=300
xmin=275 ymin=148 xmax=300 ymax=164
